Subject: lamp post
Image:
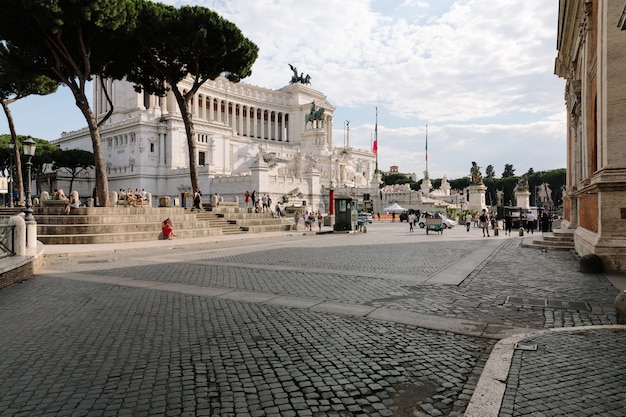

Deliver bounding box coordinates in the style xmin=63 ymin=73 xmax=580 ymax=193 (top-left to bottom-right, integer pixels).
xmin=8 ymin=141 xmax=14 ymax=208
xmin=22 ymin=136 xmax=36 ymax=222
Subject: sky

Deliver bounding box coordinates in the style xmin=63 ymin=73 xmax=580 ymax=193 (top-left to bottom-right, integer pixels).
xmin=0 ymin=0 xmax=566 ymax=181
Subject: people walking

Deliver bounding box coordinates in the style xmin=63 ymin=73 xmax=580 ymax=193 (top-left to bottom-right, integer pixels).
xmin=465 ymin=213 xmax=473 ymax=232
xmin=408 ymin=212 xmax=415 ymax=232
xmin=504 ymin=211 xmax=513 ymax=236
xmin=479 ymin=209 xmax=490 ymax=237
xmin=526 ymin=210 xmax=536 ymax=234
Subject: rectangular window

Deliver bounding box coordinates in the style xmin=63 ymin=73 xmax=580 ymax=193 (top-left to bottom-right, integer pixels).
xmin=198 ymin=152 xmax=205 ymax=166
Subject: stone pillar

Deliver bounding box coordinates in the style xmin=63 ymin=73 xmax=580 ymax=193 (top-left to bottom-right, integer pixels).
xmin=238 ymin=105 xmax=243 ymax=136
xmin=250 ymin=156 xmax=270 ymax=194
xmin=244 ymin=105 xmax=250 ymax=137
xmin=259 ymin=108 xmax=265 ymax=139
xmin=515 ymin=190 xmax=531 ymax=209
xmin=250 ymin=107 xmax=256 ymax=138
xmin=468 ymin=184 xmax=487 ymax=212
xmin=26 ymin=219 xmax=37 ymax=255
xmin=9 ymin=215 xmax=26 ymax=257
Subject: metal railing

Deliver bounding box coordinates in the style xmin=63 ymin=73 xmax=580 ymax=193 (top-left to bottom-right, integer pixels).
xmin=0 ymin=223 xmax=16 ymax=258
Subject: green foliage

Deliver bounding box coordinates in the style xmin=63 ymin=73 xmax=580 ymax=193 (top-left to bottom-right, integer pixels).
xmin=0 ymin=0 xmax=142 ymax=206
xmin=381 ymin=173 xmax=413 ymax=186
xmin=52 ymin=149 xmax=94 ymax=172
xmin=450 ymin=177 xmax=470 ymax=190
xmin=53 ymin=148 xmax=95 ymax=192
xmin=0 ymin=42 xmax=59 ymax=103
xmin=502 ymin=163 xmax=515 ymax=178
xmin=109 ymin=2 xmax=259 ymax=95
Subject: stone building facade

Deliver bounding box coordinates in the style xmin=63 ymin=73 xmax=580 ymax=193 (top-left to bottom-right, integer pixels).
xmin=52 ymin=75 xmax=376 ymax=212
xmin=555 ymin=0 xmax=626 ymax=270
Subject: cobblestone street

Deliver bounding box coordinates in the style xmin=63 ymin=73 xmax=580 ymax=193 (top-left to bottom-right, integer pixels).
xmin=0 ymin=223 xmax=621 ymax=416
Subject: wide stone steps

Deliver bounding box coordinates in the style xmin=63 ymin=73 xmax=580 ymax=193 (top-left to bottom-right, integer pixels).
xmin=197 ymin=210 xmax=295 ymax=233
xmin=34 ymin=207 xmax=231 ymax=244
xmin=522 ymin=228 xmax=575 ymax=251
xmin=28 ymin=206 xmax=294 ymax=244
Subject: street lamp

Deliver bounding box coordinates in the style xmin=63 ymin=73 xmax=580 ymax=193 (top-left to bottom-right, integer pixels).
xmin=22 ymin=136 xmax=36 ymax=222
xmin=8 ymin=141 xmax=14 ymax=208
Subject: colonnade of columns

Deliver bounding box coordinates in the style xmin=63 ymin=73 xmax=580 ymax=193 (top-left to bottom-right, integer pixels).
xmin=192 ymin=95 xmax=289 ymax=142
xmin=138 ymin=88 xmax=290 ymax=142
xmin=95 ymin=79 xmax=301 ymax=145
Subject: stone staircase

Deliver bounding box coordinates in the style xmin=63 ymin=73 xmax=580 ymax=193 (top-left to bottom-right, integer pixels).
xmin=31 ymin=205 xmax=294 ymax=245
xmin=522 ymin=228 xmax=575 ymax=251
xmin=197 ymin=206 xmax=294 ymax=233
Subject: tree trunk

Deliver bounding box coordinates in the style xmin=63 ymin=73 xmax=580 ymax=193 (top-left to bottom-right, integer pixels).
xmin=172 ymin=88 xmax=200 ymax=193
xmin=1 ymin=100 xmax=24 ymax=206
xmin=71 ymin=89 xmax=111 ymax=207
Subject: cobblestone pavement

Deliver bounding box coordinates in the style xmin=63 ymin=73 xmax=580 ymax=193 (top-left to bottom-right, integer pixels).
xmin=0 ymin=223 xmax=623 ymax=416
xmin=500 ymin=328 xmax=626 ymax=417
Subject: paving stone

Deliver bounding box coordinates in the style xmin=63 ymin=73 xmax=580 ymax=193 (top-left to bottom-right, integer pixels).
xmin=1 ymin=229 xmax=622 ymax=416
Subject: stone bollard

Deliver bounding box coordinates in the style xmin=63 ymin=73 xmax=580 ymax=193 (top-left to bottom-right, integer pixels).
xmin=580 ymin=254 xmax=603 ymax=273
xmin=616 ymin=290 xmax=626 ymax=324
xmin=9 ymin=215 xmax=26 ymax=256
xmin=159 ymin=196 xmax=171 ymax=207
xmin=519 ymin=227 xmax=524 ymax=236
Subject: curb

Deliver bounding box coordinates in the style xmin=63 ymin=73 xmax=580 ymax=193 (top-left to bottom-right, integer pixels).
xmin=463 ymin=325 xmax=626 ymax=417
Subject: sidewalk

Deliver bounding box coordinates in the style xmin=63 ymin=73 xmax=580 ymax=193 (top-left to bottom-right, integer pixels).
xmin=4 ymin=224 xmax=626 ymax=416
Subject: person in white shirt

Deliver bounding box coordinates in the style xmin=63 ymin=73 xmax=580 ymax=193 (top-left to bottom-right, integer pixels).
xmin=465 ymin=213 xmax=473 ymax=232
xmin=526 ymin=211 xmax=536 ymax=234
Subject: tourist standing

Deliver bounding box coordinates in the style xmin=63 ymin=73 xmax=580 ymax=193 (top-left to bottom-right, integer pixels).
xmin=193 ymin=189 xmax=202 ymax=210
xmin=294 ymin=211 xmax=301 ymax=231
xmin=504 ymin=211 xmax=513 ymax=236
xmin=465 ymin=213 xmax=473 ymax=232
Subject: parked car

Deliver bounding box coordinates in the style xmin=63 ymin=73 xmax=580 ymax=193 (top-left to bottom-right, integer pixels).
xmin=417 ymin=212 xmax=456 ymax=229
xmin=357 ymin=212 xmax=373 ymax=224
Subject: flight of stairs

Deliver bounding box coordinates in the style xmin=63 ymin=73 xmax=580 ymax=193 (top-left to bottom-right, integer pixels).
xmin=522 ymin=228 xmax=575 ymax=251
xmin=29 ymin=205 xmax=294 ymax=245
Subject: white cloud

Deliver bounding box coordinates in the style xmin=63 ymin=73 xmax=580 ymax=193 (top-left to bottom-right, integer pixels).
xmin=1 ymin=0 xmax=566 ymax=181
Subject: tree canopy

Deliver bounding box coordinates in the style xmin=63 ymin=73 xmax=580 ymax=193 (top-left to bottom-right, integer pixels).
xmin=0 ymin=41 xmax=59 ymax=204
xmin=52 ymin=149 xmax=95 ymax=194
xmin=0 ymin=0 xmax=141 ymax=206
xmin=107 ymin=2 xmax=259 ymax=192
xmin=502 ymin=163 xmax=516 ymax=178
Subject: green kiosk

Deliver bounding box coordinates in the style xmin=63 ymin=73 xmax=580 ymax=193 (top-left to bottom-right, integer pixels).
xmin=333 ymin=195 xmax=357 ymax=231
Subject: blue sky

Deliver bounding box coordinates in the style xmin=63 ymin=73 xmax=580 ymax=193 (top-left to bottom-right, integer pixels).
xmin=0 ymin=0 xmax=566 ymax=180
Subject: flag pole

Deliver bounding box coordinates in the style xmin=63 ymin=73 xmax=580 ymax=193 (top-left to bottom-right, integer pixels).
xmin=374 ymin=107 xmax=379 ymax=173
xmin=425 ymin=124 xmax=428 ymax=179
